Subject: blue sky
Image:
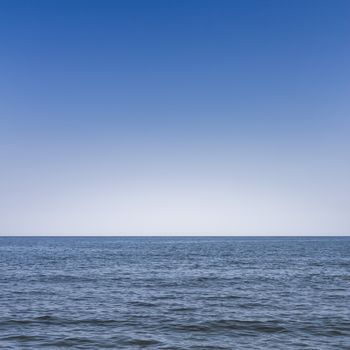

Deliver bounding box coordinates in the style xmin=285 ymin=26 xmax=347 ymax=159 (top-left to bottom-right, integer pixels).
xmin=1 ymin=0 xmax=349 ymax=235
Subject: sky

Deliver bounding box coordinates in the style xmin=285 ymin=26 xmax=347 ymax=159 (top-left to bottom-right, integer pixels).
xmin=0 ymin=0 xmax=349 ymax=235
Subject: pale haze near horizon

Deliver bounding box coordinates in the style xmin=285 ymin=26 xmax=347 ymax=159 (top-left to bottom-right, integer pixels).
xmin=1 ymin=0 xmax=349 ymax=236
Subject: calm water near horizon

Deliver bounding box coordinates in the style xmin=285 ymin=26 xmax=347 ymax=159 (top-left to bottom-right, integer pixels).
xmin=0 ymin=236 xmax=349 ymax=349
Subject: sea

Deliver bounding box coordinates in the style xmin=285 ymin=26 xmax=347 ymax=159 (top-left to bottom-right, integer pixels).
xmin=0 ymin=236 xmax=349 ymax=349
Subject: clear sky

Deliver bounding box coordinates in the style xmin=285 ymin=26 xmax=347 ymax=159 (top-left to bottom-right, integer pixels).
xmin=1 ymin=0 xmax=349 ymax=235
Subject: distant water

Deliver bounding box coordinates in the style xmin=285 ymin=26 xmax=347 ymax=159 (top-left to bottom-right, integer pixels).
xmin=1 ymin=237 xmax=350 ymax=349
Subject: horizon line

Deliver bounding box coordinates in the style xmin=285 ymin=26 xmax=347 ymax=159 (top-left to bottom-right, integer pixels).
xmin=0 ymin=234 xmax=349 ymax=237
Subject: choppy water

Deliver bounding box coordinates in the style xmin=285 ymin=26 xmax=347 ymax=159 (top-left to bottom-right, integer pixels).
xmin=0 ymin=237 xmax=350 ymax=349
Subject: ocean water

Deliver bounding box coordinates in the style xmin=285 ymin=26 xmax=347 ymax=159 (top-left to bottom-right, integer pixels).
xmin=0 ymin=237 xmax=349 ymax=349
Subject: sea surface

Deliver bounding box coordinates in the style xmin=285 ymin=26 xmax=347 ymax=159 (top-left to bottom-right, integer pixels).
xmin=0 ymin=236 xmax=350 ymax=349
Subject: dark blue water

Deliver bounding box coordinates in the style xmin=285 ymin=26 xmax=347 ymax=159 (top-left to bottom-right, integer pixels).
xmin=0 ymin=237 xmax=349 ymax=349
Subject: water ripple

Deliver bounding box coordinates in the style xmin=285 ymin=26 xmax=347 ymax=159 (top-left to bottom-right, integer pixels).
xmin=0 ymin=236 xmax=349 ymax=349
